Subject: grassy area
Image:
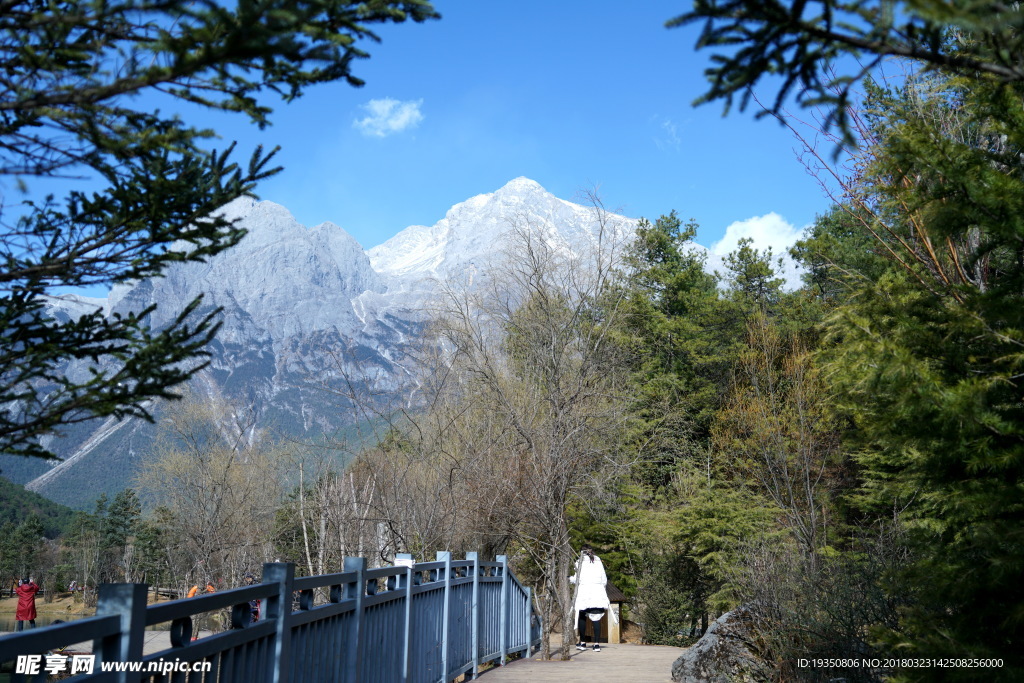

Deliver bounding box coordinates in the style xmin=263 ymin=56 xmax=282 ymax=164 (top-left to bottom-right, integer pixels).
xmin=0 ymin=589 xmax=182 ymax=619
xmin=0 ymin=593 xmax=92 ymax=620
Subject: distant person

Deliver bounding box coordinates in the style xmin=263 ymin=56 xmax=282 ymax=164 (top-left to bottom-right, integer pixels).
xmin=15 ymin=577 xmax=40 ymax=631
xmin=570 ymin=546 xmax=611 ymax=652
xmin=187 ymin=580 xmax=215 ymax=598
xmin=244 ymin=573 xmax=260 ymax=623
xmin=68 ymin=579 xmax=77 ymax=593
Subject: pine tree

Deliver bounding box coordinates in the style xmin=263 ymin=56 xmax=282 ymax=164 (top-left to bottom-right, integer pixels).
xmin=671 ymin=0 xmax=1024 ymax=146
xmin=98 ymin=488 xmax=142 ymax=582
xmin=675 ymin=4 xmax=1024 ymax=675
xmin=791 ymin=206 xmax=888 ymax=305
xmin=720 ymin=238 xmax=788 ymax=326
xmin=823 ymin=70 xmax=1024 ymax=677
xmin=619 ymin=213 xmax=726 ymax=490
xmin=10 ymin=515 xmax=46 ymax=579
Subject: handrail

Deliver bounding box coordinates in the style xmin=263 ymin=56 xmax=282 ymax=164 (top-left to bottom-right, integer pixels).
xmin=0 ymin=553 xmax=542 ymax=683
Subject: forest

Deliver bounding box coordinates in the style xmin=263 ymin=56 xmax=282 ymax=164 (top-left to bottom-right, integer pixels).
xmin=3 ymin=2 xmax=1024 ymax=682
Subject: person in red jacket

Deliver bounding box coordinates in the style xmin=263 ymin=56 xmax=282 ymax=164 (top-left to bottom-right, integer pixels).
xmin=15 ymin=577 xmax=40 ymax=631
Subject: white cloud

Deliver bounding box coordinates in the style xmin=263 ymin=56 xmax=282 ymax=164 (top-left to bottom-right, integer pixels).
xmin=711 ymin=212 xmax=803 ymax=257
xmin=651 ymin=115 xmax=683 ymax=152
xmin=353 ymin=98 xmax=424 ymax=138
xmin=709 ymin=212 xmax=807 ymax=290
xmin=658 ymin=119 xmax=681 ymax=151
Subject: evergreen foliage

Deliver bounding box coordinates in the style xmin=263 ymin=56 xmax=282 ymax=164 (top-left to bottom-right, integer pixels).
xmin=0 ymin=0 xmax=438 ymax=460
xmin=619 ymin=212 xmax=728 ymax=491
xmin=0 ymin=474 xmax=76 ymax=536
xmin=677 ymin=3 xmax=1024 ymax=675
xmin=672 ymin=0 xmax=1024 ymax=146
xmin=626 ymin=470 xmax=777 ymax=643
xmin=714 ymin=316 xmax=841 ymax=557
xmin=615 ymin=213 xmax=799 ymax=644
xmin=0 ymin=514 xmax=46 ymax=583
xmin=720 ymin=238 xmax=785 ymax=314
xmin=818 ymin=69 xmax=1024 ymax=679
xmin=791 ymin=206 xmax=888 ymax=305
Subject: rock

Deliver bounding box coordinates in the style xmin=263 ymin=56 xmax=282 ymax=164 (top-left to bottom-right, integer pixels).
xmin=671 ymin=606 xmax=771 ymax=682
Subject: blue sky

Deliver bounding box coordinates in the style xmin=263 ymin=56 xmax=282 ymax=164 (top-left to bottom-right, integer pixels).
xmin=24 ymin=3 xmax=836 ymax=273
xmin=200 ymin=2 xmax=838 ymax=263
xmin=46 ymin=3 xmax=837 ymax=272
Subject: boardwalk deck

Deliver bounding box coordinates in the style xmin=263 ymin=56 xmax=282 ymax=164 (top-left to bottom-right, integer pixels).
xmin=477 ymin=643 xmax=685 ymax=682
xmin=1 ymin=632 xmax=685 ymax=681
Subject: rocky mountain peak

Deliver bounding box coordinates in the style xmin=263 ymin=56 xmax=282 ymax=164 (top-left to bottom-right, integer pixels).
xmin=17 ymin=179 xmax=639 ymax=508
xmin=367 ymin=177 xmax=629 ymax=283
xmin=109 ymin=197 xmax=384 ymax=342
xmin=494 ymin=176 xmax=547 ymax=195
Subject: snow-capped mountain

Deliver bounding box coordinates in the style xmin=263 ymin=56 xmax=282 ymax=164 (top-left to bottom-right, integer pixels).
xmin=7 ymin=178 xmax=691 ymax=507
xmin=110 ymin=197 xmax=386 ymax=340
xmin=369 ymin=177 xmax=630 ymax=280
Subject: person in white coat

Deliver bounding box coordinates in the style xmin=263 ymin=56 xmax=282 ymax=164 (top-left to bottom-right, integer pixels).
xmin=570 ymin=545 xmax=612 ymax=652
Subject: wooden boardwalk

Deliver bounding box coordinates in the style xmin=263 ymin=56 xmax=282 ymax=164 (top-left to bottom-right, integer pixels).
xmin=476 ymin=643 xmax=685 ymax=682
xmin=2 ymin=631 xmax=686 ymax=681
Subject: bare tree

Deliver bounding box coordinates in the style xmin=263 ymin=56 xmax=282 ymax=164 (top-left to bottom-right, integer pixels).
xmin=427 ymin=200 xmax=633 ymax=659
xmin=294 ymin=194 xmax=635 ymax=659
xmin=137 ymin=389 xmax=285 ymax=592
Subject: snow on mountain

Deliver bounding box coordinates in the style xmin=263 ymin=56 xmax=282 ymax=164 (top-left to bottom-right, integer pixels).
xmin=12 ymin=178 xmax=799 ymax=508
xmin=17 ymin=198 xmax=403 ymax=506
xmin=368 ymin=177 xmax=633 ymax=285
xmin=109 ymin=197 xmax=386 ymax=342
xmin=41 ymin=293 xmax=108 ymax=320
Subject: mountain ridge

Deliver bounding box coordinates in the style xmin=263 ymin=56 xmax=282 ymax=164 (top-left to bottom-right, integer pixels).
xmin=6 ymin=177 xmax=776 ymax=508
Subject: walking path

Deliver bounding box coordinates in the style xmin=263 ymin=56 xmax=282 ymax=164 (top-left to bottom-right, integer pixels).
xmin=477 ymin=643 xmax=685 ymax=682
xmin=3 ymin=630 xmax=687 ymax=681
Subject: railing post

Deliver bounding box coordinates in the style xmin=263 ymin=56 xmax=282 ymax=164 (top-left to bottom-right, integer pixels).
xmin=396 ymin=553 xmax=414 ymax=683
xmin=343 ymin=556 xmax=366 ymax=682
xmin=536 ymin=587 xmax=544 ymax=651
xmin=436 ymin=551 xmax=452 ymax=681
xmin=95 ymin=583 xmax=147 ymax=683
xmin=263 ymin=562 xmax=294 ymax=683
xmin=497 ymin=554 xmax=509 ymax=665
xmin=524 ymin=586 xmax=533 ymax=655
xmin=466 ymin=552 xmax=480 ymax=679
